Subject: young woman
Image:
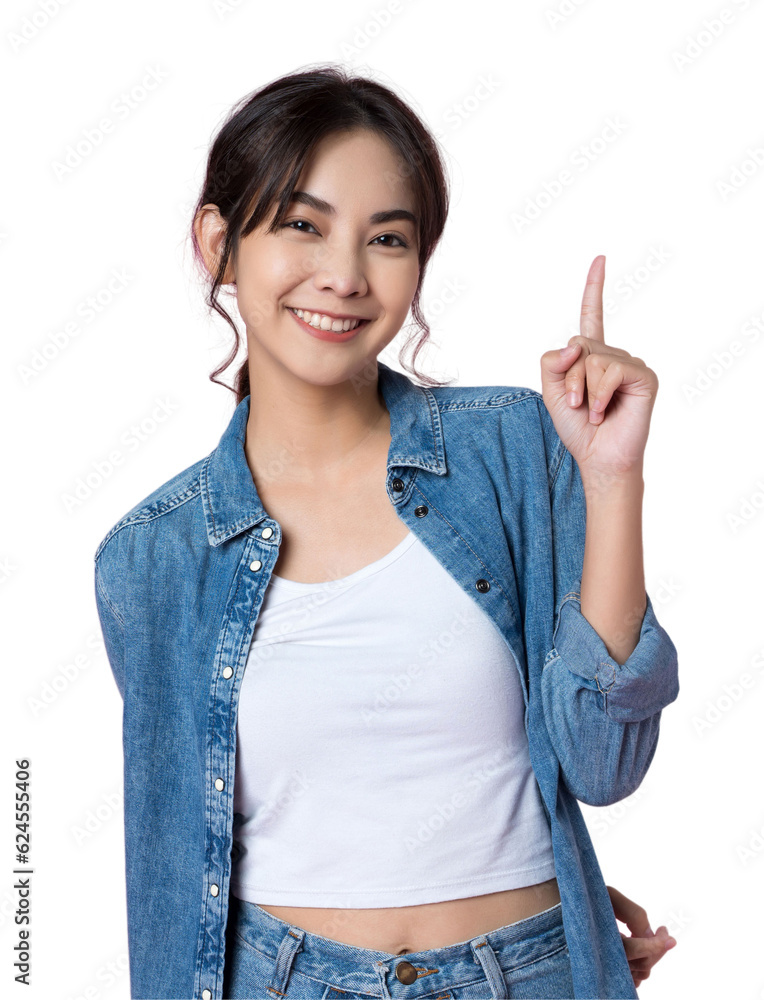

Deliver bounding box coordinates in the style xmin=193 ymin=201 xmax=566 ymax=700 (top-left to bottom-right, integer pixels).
xmin=94 ymin=66 xmax=678 ymax=1000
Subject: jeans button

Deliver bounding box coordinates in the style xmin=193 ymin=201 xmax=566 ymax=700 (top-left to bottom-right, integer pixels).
xmin=395 ymin=961 xmax=417 ymax=984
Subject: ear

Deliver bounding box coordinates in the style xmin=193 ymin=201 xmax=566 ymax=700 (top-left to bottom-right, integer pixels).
xmin=193 ymin=204 xmax=236 ymax=284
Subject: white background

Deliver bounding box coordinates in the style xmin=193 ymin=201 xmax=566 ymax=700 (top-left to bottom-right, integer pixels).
xmin=3 ymin=0 xmax=763 ymax=997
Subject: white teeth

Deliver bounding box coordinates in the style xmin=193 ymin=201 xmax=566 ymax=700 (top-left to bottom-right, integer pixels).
xmin=293 ymin=308 xmax=363 ymax=333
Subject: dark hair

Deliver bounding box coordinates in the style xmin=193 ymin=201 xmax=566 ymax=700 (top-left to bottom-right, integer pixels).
xmin=189 ymin=63 xmax=455 ymax=404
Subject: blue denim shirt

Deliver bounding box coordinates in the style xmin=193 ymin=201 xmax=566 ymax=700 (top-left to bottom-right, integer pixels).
xmin=94 ymin=360 xmax=679 ymax=1000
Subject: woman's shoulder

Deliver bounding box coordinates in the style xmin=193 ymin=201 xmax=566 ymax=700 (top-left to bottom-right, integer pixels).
xmin=423 ymin=378 xmax=565 ymax=478
xmin=93 ymin=453 xmax=209 ymax=563
xmin=426 ymin=379 xmax=555 ymax=442
xmin=425 ymin=378 xmax=542 ymax=411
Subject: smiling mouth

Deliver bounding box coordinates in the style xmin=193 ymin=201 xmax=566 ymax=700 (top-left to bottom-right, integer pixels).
xmin=288 ymin=307 xmax=370 ymax=333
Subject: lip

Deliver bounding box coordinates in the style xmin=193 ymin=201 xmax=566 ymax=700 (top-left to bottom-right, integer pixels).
xmin=287 ymin=307 xmax=370 ymax=342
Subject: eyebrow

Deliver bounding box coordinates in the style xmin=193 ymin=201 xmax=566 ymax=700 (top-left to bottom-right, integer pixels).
xmin=289 ymin=190 xmax=418 ymax=228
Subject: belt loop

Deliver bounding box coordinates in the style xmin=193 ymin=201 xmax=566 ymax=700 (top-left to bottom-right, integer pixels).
xmin=373 ymin=959 xmax=393 ymax=999
xmin=470 ymin=935 xmax=506 ymax=1000
xmin=266 ymin=926 xmax=305 ymax=996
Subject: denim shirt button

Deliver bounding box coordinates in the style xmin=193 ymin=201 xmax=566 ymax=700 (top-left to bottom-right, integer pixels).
xmin=414 ymin=505 xmax=428 ymax=517
xmin=476 ymin=579 xmax=490 ymax=593
xmin=222 ymin=666 xmax=233 ymax=679
xmin=261 ymin=527 xmax=273 ymax=538
xmin=214 ymin=778 xmax=224 ymax=791
xmin=392 ymin=477 xmax=405 ymax=492
xmin=210 ymin=883 xmax=219 ymax=896
xmin=202 ymin=990 xmax=212 ymax=1000
xmin=249 ymin=560 xmax=262 ymax=571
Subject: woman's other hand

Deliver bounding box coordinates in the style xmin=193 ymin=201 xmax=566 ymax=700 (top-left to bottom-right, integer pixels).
xmin=606 ymin=884 xmax=677 ymax=988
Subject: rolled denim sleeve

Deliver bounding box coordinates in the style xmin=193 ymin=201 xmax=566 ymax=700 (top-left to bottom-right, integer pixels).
xmin=538 ymin=415 xmax=679 ymax=807
xmin=94 ymin=551 xmax=126 ymax=701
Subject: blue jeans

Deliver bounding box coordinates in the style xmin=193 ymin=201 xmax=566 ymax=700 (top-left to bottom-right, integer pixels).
xmin=223 ymin=893 xmax=575 ymax=999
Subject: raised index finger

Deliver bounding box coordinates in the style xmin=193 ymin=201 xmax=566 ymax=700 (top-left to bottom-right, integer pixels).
xmin=580 ymin=254 xmax=606 ymax=343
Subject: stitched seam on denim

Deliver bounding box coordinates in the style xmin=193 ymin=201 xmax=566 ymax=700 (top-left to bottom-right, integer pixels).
xmin=549 ymin=440 xmax=571 ymax=497
xmin=199 ymin=541 xmax=258 ymax=985
xmin=229 ymin=938 xmax=358 ymax=995
xmin=435 ymin=389 xmax=540 ymax=412
xmin=95 ymin=565 xmax=125 ymax=629
xmin=595 ymin=662 xmax=616 ymax=694
xmin=94 ymin=480 xmax=203 ymax=560
xmin=217 ymin=541 xmax=269 ymax=958
xmin=422 ymin=384 xmax=445 ymax=459
xmin=504 ymin=941 xmax=568 ymax=973
xmin=201 ymin=453 xmax=220 ymax=539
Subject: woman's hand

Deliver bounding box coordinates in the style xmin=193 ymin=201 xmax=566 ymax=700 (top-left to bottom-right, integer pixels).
xmin=607 ymin=885 xmax=677 ymax=988
xmin=540 ymin=255 xmax=659 ymax=488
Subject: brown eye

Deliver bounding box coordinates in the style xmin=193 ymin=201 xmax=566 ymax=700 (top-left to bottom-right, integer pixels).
xmin=373 ymin=233 xmax=408 ymax=248
xmin=281 ymin=219 xmax=318 ymax=234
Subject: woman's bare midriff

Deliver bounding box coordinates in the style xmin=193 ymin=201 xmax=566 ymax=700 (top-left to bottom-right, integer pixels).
xmin=255 ymin=880 xmax=561 ymax=954
xmin=245 ymin=409 xmax=560 ymax=955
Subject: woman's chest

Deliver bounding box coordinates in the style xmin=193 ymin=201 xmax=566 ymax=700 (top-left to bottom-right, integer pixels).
xmin=258 ymin=467 xmax=410 ymax=585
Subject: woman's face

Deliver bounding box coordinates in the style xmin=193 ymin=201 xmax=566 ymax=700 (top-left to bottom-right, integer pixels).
xmin=221 ymin=129 xmax=421 ymax=386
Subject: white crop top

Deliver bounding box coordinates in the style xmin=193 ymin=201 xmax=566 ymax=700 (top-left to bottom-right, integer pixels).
xmin=230 ymin=530 xmax=556 ymax=907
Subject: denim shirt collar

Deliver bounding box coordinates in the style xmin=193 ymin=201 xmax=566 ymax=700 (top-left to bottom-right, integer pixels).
xmin=200 ymin=361 xmax=447 ymax=547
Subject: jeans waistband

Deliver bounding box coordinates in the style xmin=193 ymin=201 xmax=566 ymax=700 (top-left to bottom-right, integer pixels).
xmin=227 ymin=894 xmax=567 ymax=998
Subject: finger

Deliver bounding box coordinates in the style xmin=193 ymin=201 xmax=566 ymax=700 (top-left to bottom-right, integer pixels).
xmin=608 ymin=887 xmax=651 ymax=936
xmin=621 ymin=935 xmax=669 ymax=961
xmin=540 ymin=342 xmax=582 ymax=388
xmin=565 ymin=350 xmax=587 ymax=407
xmin=580 ymin=254 xmax=606 ymax=344
xmin=654 ymin=927 xmax=677 ymax=950
xmin=587 ymin=358 xmax=626 ymax=424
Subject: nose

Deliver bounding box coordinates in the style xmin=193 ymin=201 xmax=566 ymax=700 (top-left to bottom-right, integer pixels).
xmin=310 ymin=240 xmax=369 ymax=299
